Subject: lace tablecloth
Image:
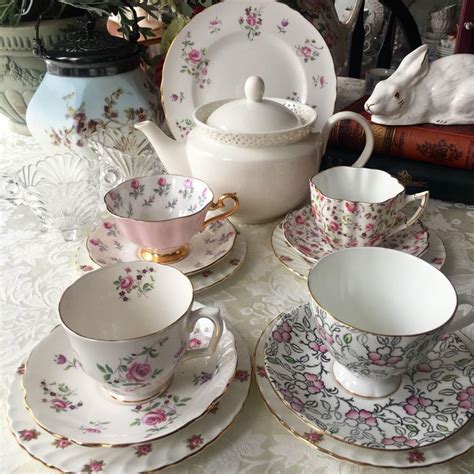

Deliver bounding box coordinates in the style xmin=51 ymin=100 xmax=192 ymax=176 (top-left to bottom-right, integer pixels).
xmin=1 ymin=92 xmax=473 ymax=473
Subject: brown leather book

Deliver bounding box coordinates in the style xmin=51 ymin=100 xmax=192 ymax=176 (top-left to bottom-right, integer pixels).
xmin=329 ymin=96 xmax=474 ymax=170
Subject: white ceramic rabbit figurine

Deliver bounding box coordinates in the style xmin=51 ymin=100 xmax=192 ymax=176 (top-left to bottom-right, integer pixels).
xmin=364 ymin=45 xmax=474 ymax=126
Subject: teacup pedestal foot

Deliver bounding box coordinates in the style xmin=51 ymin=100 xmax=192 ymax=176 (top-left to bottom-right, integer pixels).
xmin=139 ymin=244 xmax=191 ymax=264
xmin=333 ymin=361 xmax=401 ymax=398
xmin=103 ymin=375 xmax=174 ymax=404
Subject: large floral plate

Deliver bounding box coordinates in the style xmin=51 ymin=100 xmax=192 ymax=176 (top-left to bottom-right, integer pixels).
xmin=77 ymin=231 xmax=247 ymax=293
xmin=283 ymin=205 xmax=429 ymax=262
xmin=86 ymin=216 xmax=237 ymax=276
xmin=255 ymin=314 xmax=474 ymax=468
xmin=264 ymin=304 xmax=474 ymax=450
xmin=162 ymin=1 xmax=336 ymax=140
xmin=22 ymin=322 xmax=237 ymax=446
xmin=272 ymin=222 xmax=446 ymax=278
xmin=8 ymin=319 xmax=251 ymax=472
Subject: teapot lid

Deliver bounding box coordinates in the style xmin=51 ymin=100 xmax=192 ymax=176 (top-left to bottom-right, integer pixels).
xmin=206 ymin=76 xmax=301 ymax=133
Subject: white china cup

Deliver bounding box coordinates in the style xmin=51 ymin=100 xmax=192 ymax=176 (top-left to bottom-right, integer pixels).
xmin=59 ymin=261 xmax=223 ymax=403
xmin=308 ymin=247 xmax=474 ymax=398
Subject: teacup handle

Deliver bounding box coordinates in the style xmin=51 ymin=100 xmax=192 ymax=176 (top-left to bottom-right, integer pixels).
xmin=320 ymin=111 xmax=374 ymax=168
xmin=445 ymin=295 xmax=474 ymax=334
xmin=181 ymin=306 xmax=224 ymax=362
xmin=201 ymin=193 xmax=240 ymax=229
xmin=386 ymin=191 xmax=430 ymax=237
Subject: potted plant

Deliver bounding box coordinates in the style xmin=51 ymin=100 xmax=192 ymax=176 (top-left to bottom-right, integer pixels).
xmin=0 ymin=0 xmax=158 ymax=135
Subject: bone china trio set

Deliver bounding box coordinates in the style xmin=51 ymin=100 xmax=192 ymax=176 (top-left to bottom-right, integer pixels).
xmin=8 ymin=1 xmax=473 ymax=472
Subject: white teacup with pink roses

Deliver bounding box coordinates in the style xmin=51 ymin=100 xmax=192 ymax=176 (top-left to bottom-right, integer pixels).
xmin=310 ymin=167 xmax=429 ymax=250
xmin=59 ymin=261 xmax=223 ymax=403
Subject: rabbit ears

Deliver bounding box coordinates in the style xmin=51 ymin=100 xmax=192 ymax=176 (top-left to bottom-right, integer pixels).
xmin=391 ymin=45 xmax=429 ymax=87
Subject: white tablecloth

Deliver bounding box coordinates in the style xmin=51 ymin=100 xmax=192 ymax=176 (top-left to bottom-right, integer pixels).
xmin=1 ymin=82 xmax=473 ymax=473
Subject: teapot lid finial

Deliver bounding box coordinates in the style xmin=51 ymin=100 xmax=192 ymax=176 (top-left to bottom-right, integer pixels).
xmin=245 ymin=76 xmax=265 ymax=103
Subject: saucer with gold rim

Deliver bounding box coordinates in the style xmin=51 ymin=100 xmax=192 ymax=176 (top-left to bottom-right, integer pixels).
xmin=255 ymin=312 xmax=474 ymax=468
xmin=21 ymin=321 xmax=237 ymax=446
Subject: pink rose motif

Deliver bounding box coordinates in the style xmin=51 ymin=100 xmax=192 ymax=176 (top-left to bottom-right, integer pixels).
xmin=366 ymin=223 xmax=374 ymax=231
xmin=319 ymin=76 xmax=327 ymax=87
xmin=183 ymin=178 xmax=193 ymax=188
xmin=246 ymin=15 xmax=257 ymax=26
xmin=368 ymin=234 xmax=383 ymax=246
xmin=309 ymin=342 xmax=328 ymax=353
xmin=84 ymin=428 xmax=101 ymax=433
xmin=456 ymin=386 xmax=474 ymax=409
xmin=19 ymin=429 xmax=40 ymax=441
xmin=407 ymin=450 xmax=425 ymax=464
xmin=295 ymin=214 xmax=306 ymax=225
xmin=210 ymin=19 xmax=220 ymax=26
xmin=51 ymin=399 xmax=69 ymax=410
xmin=170 ymin=94 xmax=179 ymax=102
xmin=188 ymin=49 xmax=202 ymax=64
xmin=157 ymin=177 xmax=167 ymax=186
xmin=281 ymin=19 xmax=289 ymax=28
xmin=345 ymin=201 xmax=358 ymax=213
xmin=345 ymin=409 xmax=377 ymax=429
xmin=415 ymin=230 xmax=426 ymax=240
xmin=131 ymin=179 xmax=140 ymax=189
xmin=54 ymin=354 xmax=67 ymax=365
xmin=126 ymin=362 xmax=152 ymax=382
xmin=234 ymin=370 xmax=249 ymax=382
xmin=403 ymin=395 xmax=437 ymax=418
xmin=188 ymin=337 xmax=202 ymax=348
xmin=16 ymin=364 xmax=25 ymax=375
xmin=120 ymin=275 xmax=134 ymax=290
xmin=142 ymin=409 xmax=167 ymax=426
xmin=257 ymin=365 xmax=266 ymax=377
xmin=304 ymin=373 xmax=325 ymax=394
xmin=135 ymin=443 xmax=152 ymax=457
xmin=109 ymin=191 xmax=117 ymax=200
xmin=54 ymin=439 xmax=72 ymax=449
xmin=329 ymin=221 xmax=339 ymax=232
xmin=304 ymin=431 xmax=323 ymax=443
xmin=89 ymin=238 xmax=99 ymax=246
xmin=383 ymin=435 xmax=418 ymax=448
xmin=187 ymin=434 xmax=204 ymax=450
xmin=300 ymin=46 xmax=312 ymax=57
xmin=87 ymin=460 xmax=105 ymax=472
xmin=103 ymin=221 xmax=113 ymax=230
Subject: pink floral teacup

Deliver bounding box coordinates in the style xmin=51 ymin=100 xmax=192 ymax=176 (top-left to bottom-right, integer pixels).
xmin=308 ymin=247 xmax=474 ymax=398
xmin=310 ymin=167 xmax=429 ymax=249
xmin=104 ymin=175 xmax=239 ymax=263
xmin=59 ymin=261 xmax=224 ymax=402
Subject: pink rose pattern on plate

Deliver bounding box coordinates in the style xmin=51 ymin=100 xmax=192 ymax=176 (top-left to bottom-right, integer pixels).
xmin=130 ymin=393 xmax=191 ymax=438
xmin=40 ymin=380 xmax=82 ymax=413
xmin=209 ymin=17 xmax=222 ymax=34
xmin=113 ymin=266 xmax=156 ymax=302
xmin=135 ymin=443 xmax=153 ymax=457
xmin=180 ymin=31 xmax=210 ymax=89
xmin=295 ymin=39 xmax=324 ymax=62
xmin=239 ymin=6 xmax=263 ymax=41
xmin=80 ymin=420 xmax=110 ymax=434
xmin=186 ymin=434 xmax=204 ymax=450
xmin=277 ymin=18 xmax=289 ymax=34
xmin=53 ymin=438 xmax=72 ymax=449
xmin=82 ymin=459 xmax=105 ymax=473
xmin=264 ymin=304 xmax=474 ymax=449
xmin=96 ymin=335 xmax=169 ymax=394
xmin=18 ymin=428 xmax=40 ymax=441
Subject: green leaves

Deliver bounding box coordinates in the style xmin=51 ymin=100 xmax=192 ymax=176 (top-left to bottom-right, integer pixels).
xmin=342 ymin=334 xmax=352 ymax=344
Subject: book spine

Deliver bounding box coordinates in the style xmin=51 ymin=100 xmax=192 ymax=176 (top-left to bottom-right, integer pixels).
xmin=329 ymin=119 xmax=474 ymax=171
xmin=322 ymin=146 xmax=474 ymax=205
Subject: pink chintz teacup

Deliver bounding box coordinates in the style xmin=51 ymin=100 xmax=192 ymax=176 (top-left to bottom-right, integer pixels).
xmin=310 ymin=167 xmax=429 ymax=249
xmin=104 ymin=175 xmax=239 ymax=263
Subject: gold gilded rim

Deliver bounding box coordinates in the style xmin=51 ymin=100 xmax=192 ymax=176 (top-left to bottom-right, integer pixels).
xmin=20 ymin=325 xmax=239 ymax=447
xmin=261 ymin=309 xmax=473 ymax=452
xmin=254 ymin=316 xmax=474 ymax=469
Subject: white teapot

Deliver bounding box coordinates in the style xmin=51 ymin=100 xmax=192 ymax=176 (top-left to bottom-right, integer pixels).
xmin=136 ymin=76 xmax=374 ymax=224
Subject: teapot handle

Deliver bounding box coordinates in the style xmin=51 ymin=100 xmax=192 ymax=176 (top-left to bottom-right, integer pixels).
xmin=320 ymin=111 xmax=374 ymax=168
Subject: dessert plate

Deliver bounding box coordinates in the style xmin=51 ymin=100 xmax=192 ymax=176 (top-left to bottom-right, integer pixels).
xmin=255 ymin=314 xmax=474 ymax=468
xmin=162 ymin=0 xmax=336 ymax=140
xmin=8 ymin=319 xmax=251 ymax=472
xmin=264 ymin=304 xmax=473 ymax=450
xmin=22 ymin=323 xmax=237 ymax=446
xmin=272 ymin=222 xmax=446 ymax=278
xmin=283 ymin=205 xmax=429 ymax=262
xmin=86 ymin=216 xmax=237 ymax=276
xmin=77 ymin=231 xmax=247 ymax=293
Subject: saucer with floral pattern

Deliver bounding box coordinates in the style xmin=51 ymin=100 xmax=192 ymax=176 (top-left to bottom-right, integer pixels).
xmin=264 ymin=304 xmax=473 ymax=451
xmin=283 ymin=205 xmax=429 ymax=262
xmin=21 ymin=323 xmax=237 ymax=446
xmin=86 ymin=216 xmax=236 ymax=276
xmin=255 ymin=312 xmax=474 ymax=468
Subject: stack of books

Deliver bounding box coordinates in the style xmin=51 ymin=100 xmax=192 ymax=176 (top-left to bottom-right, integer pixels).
xmin=324 ymin=96 xmax=474 ymax=204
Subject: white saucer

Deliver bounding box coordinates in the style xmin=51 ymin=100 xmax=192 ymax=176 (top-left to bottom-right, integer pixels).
xmin=162 ymin=0 xmax=336 ymax=140
xmin=8 ymin=320 xmax=251 ymax=472
xmin=21 ymin=321 xmax=237 ymax=446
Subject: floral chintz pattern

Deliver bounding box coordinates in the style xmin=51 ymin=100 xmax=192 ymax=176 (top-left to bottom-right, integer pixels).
xmin=170 ymin=92 xmax=185 ymax=103
xmin=209 ymin=17 xmax=222 ymax=34
xmin=239 ymin=6 xmax=263 ymax=40
xmin=296 ymin=39 xmax=324 ymax=63
xmin=40 ymin=380 xmax=83 ymax=413
xmin=96 ymin=336 xmax=168 ymax=393
xmin=277 ymin=18 xmax=289 ymax=33
xmin=175 ymin=118 xmax=194 ymax=139
xmin=180 ymin=31 xmax=211 ymax=89
xmin=113 ymin=266 xmax=155 ymax=302
xmin=265 ymin=304 xmax=474 ymax=450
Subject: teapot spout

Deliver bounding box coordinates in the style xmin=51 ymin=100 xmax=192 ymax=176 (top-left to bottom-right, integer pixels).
xmin=135 ymin=121 xmax=190 ymax=176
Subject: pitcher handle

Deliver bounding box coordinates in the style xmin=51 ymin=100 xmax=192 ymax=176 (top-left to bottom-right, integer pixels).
xmin=202 ymin=193 xmax=240 ymax=229
xmin=445 ymin=295 xmax=474 ymax=334
xmin=320 ymin=111 xmax=374 ymax=168
xmin=386 ymin=191 xmax=430 ymax=237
